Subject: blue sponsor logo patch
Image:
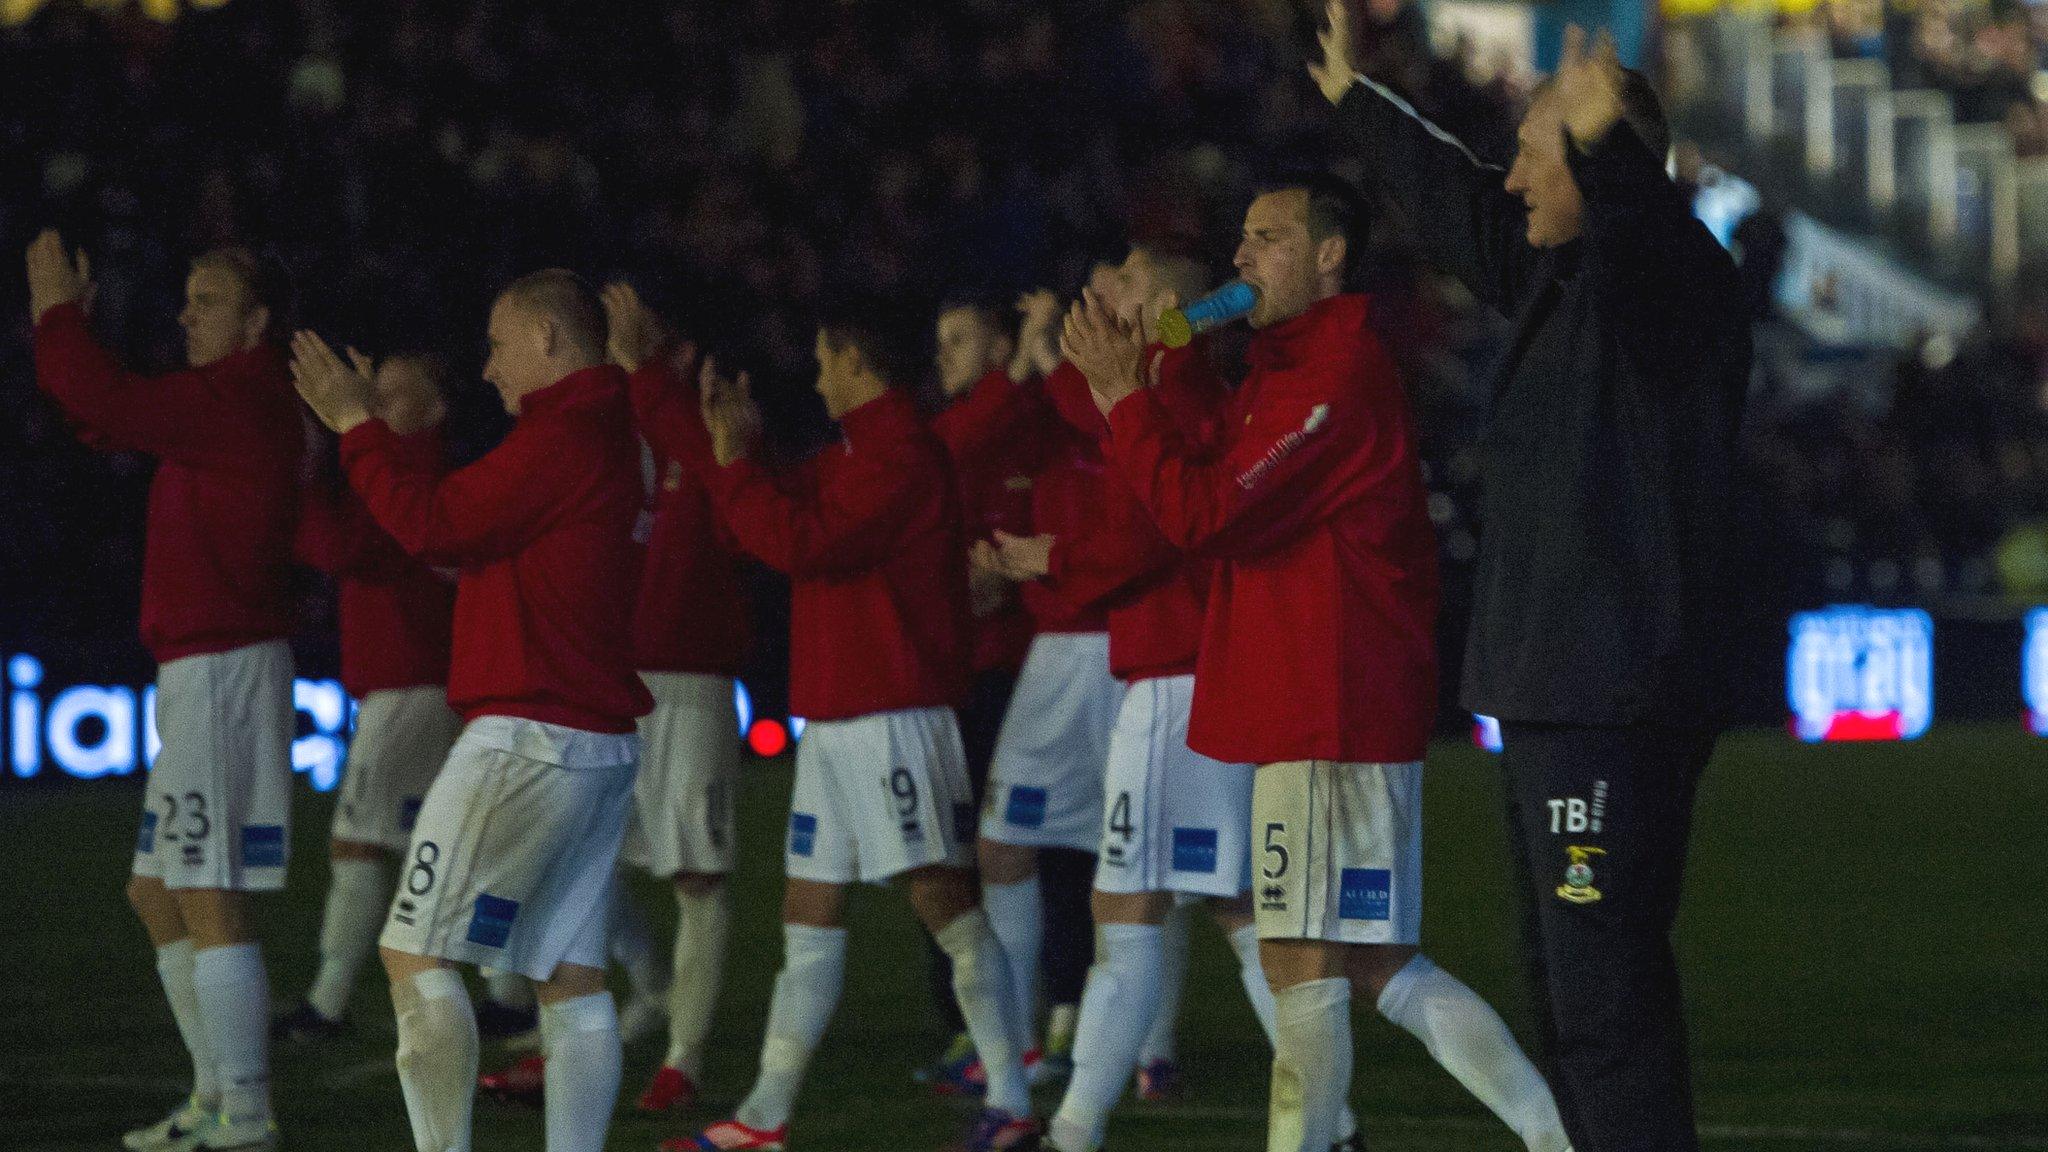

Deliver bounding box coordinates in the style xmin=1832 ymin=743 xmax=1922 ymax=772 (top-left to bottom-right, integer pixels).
xmin=789 ymin=812 xmax=818 ymax=857
xmin=466 ymin=893 xmax=520 ymax=949
xmin=1005 ymin=786 xmax=1048 ymax=829
xmin=240 ymin=824 xmax=286 ymax=868
xmin=1171 ymin=827 xmax=1219 ymax=874
xmin=137 ymin=810 xmax=158 ymax=853
xmin=1338 ymin=868 xmax=1391 ymax=921
xmin=399 ymin=797 xmax=424 ymax=834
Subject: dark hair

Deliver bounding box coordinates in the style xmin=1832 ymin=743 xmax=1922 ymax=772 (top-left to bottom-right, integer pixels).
xmin=498 ymin=268 xmax=607 ymax=359
xmin=191 ymin=245 xmax=293 ymax=342
xmin=1252 ymin=172 xmax=1373 ymax=285
xmin=1530 ymin=69 xmax=1671 ymax=161
xmin=819 ymin=299 xmax=914 ymax=385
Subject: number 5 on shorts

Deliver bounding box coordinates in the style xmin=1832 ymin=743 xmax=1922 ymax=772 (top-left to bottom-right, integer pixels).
xmin=1262 ymin=822 xmax=1288 ymax=880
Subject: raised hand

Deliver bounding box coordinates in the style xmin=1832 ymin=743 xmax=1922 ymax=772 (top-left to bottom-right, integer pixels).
xmin=601 ymin=281 xmax=670 ymax=373
xmin=1554 ymin=25 xmax=1627 ymax=149
xmin=1010 ymin=288 xmax=1064 ymax=381
xmin=1060 ymin=287 xmax=1146 ymax=414
xmin=26 ymin=229 xmax=94 ymax=325
xmin=697 ymin=354 xmax=762 ymax=466
xmin=1306 ymin=0 xmax=1357 ymax=107
xmin=288 ymin=329 xmax=375 ymax=434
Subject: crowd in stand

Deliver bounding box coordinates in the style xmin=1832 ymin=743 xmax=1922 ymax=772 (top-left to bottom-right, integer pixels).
xmin=3 ymin=0 xmax=2044 ymax=699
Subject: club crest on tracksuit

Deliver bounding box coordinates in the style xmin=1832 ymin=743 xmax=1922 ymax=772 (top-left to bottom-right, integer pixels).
xmin=1556 ymin=844 xmax=1606 ymax=904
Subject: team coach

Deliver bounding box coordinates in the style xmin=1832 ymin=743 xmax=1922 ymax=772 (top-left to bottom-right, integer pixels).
xmin=1310 ymin=6 xmax=1748 ymax=1151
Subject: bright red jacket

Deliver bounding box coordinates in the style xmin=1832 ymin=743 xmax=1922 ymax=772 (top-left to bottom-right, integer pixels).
xmin=341 ymin=365 xmax=654 ymax=734
xmin=931 ymin=367 xmax=1045 ymax=674
xmin=296 ymin=428 xmax=455 ymax=697
xmin=1103 ymin=294 xmax=1440 ymax=763
xmin=1042 ymin=357 xmax=1220 ymax=682
xmin=1015 ymin=363 xmax=1129 ymax=636
xmin=708 ymin=388 xmax=969 ymax=722
xmin=32 ymin=303 xmax=301 ymax=663
xmin=627 ymin=359 xmax=751 ymax=678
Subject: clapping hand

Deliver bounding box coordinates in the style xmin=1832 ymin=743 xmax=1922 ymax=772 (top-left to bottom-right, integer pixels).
xmin=25 ymin=230 xmax=94 ymax=325
xmin=990 ymin=530 xmax=1055 ymax=580
xmin=697 ymin=354 xmax=762 ymax=467
xmin=1010 ymin=288 xmax=1064 ymax=381
xmin=1061 ymin=288 xmax=1150 ymax=415
xmin=601 ymin=281 xmax=670 ymax=374
xmin=288 ymin=330 xmax=376 ymax=434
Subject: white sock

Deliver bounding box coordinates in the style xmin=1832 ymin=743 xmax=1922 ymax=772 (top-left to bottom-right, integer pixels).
xmin=191 ymin=943 xmax=272 ymax=1126
xmin=1378 ymin=955 xmax=1570 ymax=1152
xmin=540 ymin=992 xmax=622 ymax=1152
xmin=937 ymin=909 xmax=1030 ymax=1118
xmin=1269 ymin=977 xmax=1351 ymax=1152
xmin=666 ymin=885 xmax=730 ymax=1077
xmin=308 ymin=856 xmax=392 ymax=1022
xmin=1138 ymin=906 xmax=1189 ymax=1064
xmin=735 ymin=923 xmax=847 ymax=1131
xmin=155 ymin=939 xmax=220 ymax=1108
xmin=1232 ymin=930 xmax=1356 ymax=1144
xmin=610 ymin=882 xmax=667 ymax=1005
xmin=484 ymin=968 xmax=534 ymax=1011
xmin=1050 ymin=922 xmax=1165 ymax=1152
xmin=980 ymin=875 xmax=1042 ymax=1047
xmin=393 ymin=967 xmax=477 ymax=1152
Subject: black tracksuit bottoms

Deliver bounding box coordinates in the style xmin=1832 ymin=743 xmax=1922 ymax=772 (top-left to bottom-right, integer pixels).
xmin=1498 ymin=722 xmax=1717 ymax=1152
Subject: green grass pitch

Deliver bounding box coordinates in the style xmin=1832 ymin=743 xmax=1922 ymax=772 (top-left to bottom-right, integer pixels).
xmin=3 ymin=725 xmax=2044 ymax=1150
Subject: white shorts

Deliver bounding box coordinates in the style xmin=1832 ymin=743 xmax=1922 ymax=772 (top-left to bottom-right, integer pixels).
xmin=785 ymin=707 xmax=975 ymax=886
xmin=1252 ymin=760 xmax=1423 ymax=945
xmin=621 ymin=672 xmax=741 ymax=878
xmin=980 ymin=632 xmax=1123 ymax=851
xmin=380 ymin=716 xmax=639 ymax=981
xmin=133 ymin=641 xmax=296 ymax=892
xmin=1093 ymin=675 xmax=1254 ymax=899
xmin=331 ymin=686 xmax=464 ymax=853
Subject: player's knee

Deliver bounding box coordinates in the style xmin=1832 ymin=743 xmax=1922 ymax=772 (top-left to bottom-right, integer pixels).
xmin=1344 ymin=943 xmax=1420 ymax=1000
xmin=1090 ymin=888 xmax=1171 ymax=925
xmin=537 ymin=962 xmax=607 ymax=1003
xmin=781 ymin=877 xmax=847 ymax=927
xmin=977 ymin=839 xmax=1036 ymax=885
xmin=902 ymin=865 xmax=976 ymax=933
xmin=1259 ymin=937 xmax=1346 ymax=990
xmin=330 ymin=838 xmax=387 ymax=863
xmin=673 ymin=871 xmax=724 ymax=898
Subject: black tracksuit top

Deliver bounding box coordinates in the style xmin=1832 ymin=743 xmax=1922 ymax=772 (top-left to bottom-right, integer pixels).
xmin=1332 ymin=76 xmax=1750 ymax=728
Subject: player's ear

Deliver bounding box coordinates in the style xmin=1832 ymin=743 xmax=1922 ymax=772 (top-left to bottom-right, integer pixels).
xmin=1315 ymin=234 xmax=1348 ymax=280
xmin=535 ymin=314 xmax=559 ymax=359
xmin=243 ymin=304 xmax=271 ymax=349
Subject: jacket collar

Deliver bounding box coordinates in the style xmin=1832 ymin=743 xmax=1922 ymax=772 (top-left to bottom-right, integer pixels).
xmin=836 ymin=386 xmax=916 ymax=445
xmin=1246 ymin=293 xmax=1369 ymax=371
xmin=521 ymin=363 xmax=626 ymax=418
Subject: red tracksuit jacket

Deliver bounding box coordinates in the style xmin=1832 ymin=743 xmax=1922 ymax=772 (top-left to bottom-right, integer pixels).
xmin=627 ymin=359 xmax=751 ymax=679
xmin=1016 ymin=363 xmax=1134 ymax=637
xmin=708 ymin=388 xmax=969 ymax=722
xmin=32 ymin=302 xmax=300 ymax=663
xmin=1042 ymin=358 xmax=1219 ymax=683
xmin=931 ymin=366 xmax=1046 ymax=674
xmin=295 ymin=429 xmax=455 ymax=697
xmin=1103 ymin=293 xmax=1440 ymax=764
xmin=341 ymin=365 xmax=654 ymax=733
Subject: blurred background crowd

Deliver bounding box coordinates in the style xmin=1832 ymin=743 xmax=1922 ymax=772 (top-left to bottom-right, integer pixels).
xmin=3 ymin=0 xmax=2045 ymax=724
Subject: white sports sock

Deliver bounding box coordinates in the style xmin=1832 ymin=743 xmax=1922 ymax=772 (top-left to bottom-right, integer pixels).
xmin=1269 ymin=977 xmax=1351 ymax=1152
xmin=154 ymin=939 xmax=220 ymax=1108
xmin=937 ymin=909 xmax=1030 ymax=1118
xmin=609 ymin=882 xmax=667 ymax=1005
xmin=308 ymin=856 xmax=392 ymax=1022
xmin=734 ymin=923 xmax=847 ymax=1132
xmin=540 ymin=992 xmax=623 ymax=1152
xmin=666 ymin=885 xmax=730 ymax=1077
xmin=191 ymin=943 xmax=272 ymax=1126
xmin=1229 ymin=924 xmax=1279 ymax=1044
xmin=980 ymin=875 xmax=1042 ymax=1047
xmin=1232 ymin=930 xmax=1357 ymax=1144
xmin=1378 ymin=955 xmax=1570 ymax=1152
xmin=483 ymin=968 xmax=534 ymax=1011
xmin=1050 ymin=922 xmax=1165 ymax=1152
xmin=393 ymin=967 xmax=477 ymax=1152
xmin=1138 ymin=905 xmax=1189 ymax=1064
